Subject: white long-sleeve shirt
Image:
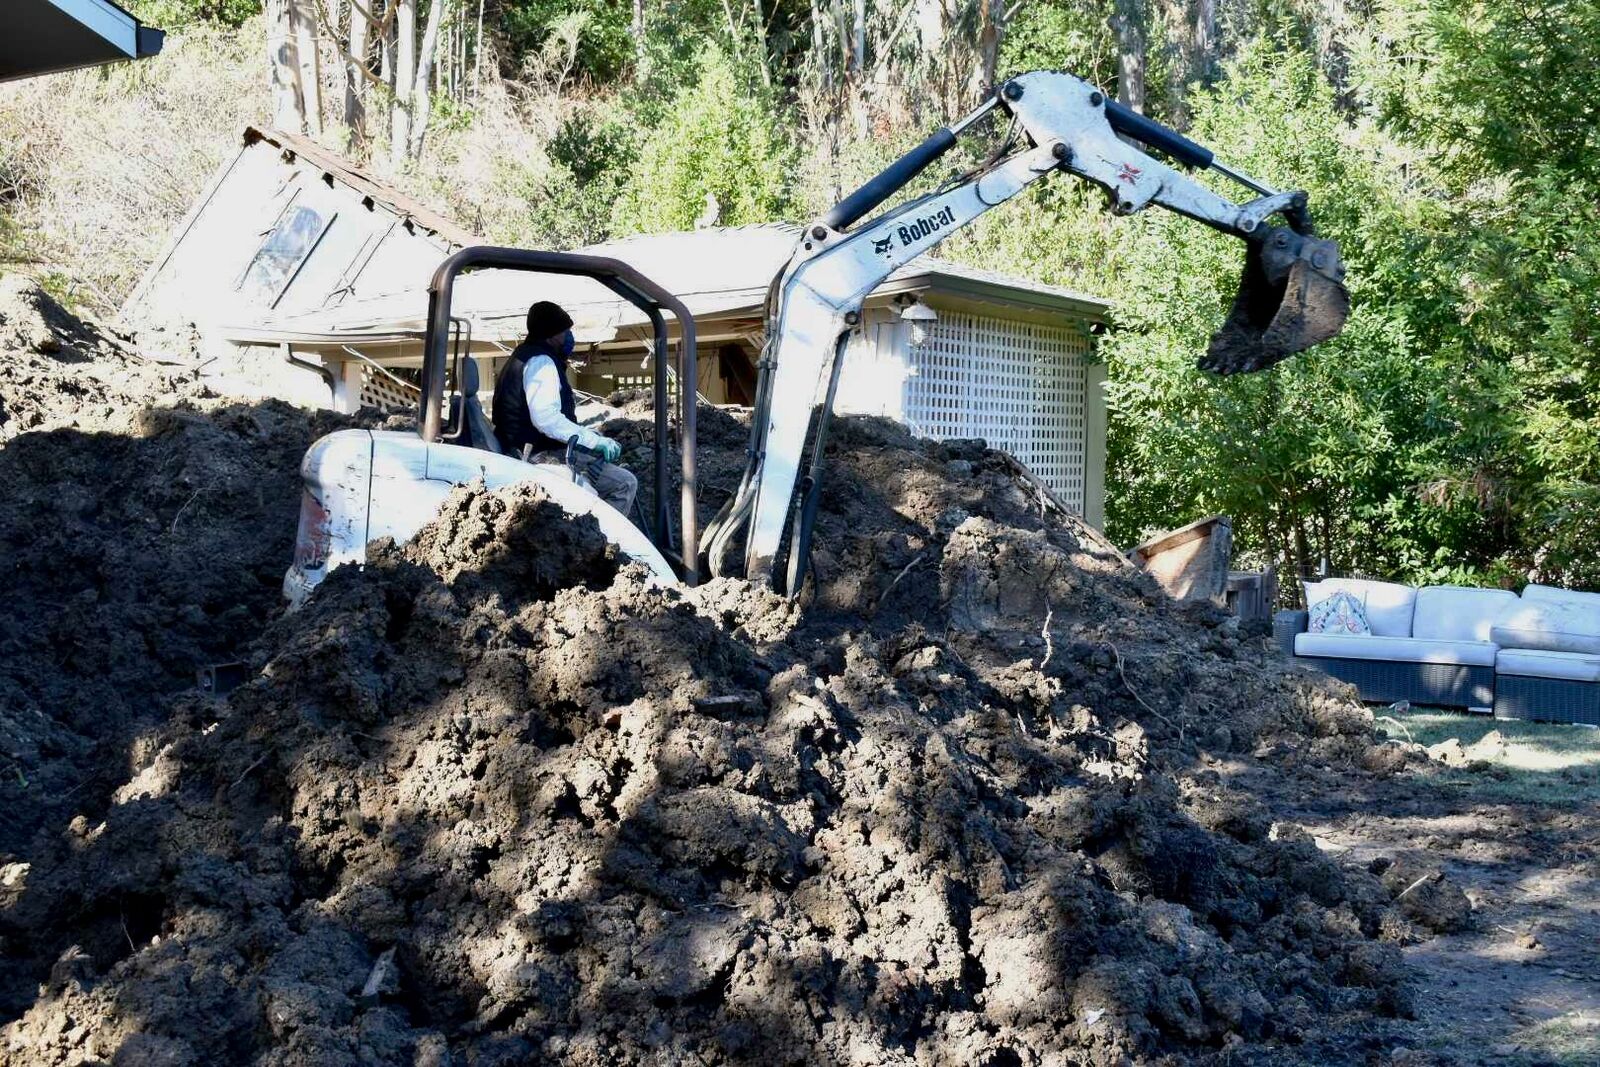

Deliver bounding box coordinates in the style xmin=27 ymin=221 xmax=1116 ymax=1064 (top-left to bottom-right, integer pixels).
xmin=523 ymin=353 xmax=602 ymax=451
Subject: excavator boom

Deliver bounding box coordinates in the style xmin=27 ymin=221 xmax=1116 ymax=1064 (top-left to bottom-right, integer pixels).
xmin=703 ymin=70 xmax=1350 ymax=592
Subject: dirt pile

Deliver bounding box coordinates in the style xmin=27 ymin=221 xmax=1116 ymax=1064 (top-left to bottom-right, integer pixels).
xmin=0 ymin=275 xmax=360 ymax=861
xmin=0 ymin=275 xmax=167 ymax=442
xmin=2 ymin=388 xmax=1435 ymax=1065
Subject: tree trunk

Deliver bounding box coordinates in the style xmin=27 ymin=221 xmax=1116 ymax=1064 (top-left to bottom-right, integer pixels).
xmin=1292 ymin=505 xmax=1312 ymax=582
xmin=720 ymin=0 xmax=746 ymax=67
xmin=851 ymin=0 xmax=866 ymax=74
xmin=289 ymin=0 xmax=323 ymax=135
xmin=810 ymin=0 xmax=830 ymax=91
xmin=408 ymin=0 xmax=447 ymax=158
xmin=473 ymin=0 xmax=484 ymax=96
xmin=632 ymin=0 xmax=647 ymax=70
xmin=344 ymin=0 xmax=371 ymax=140
xmin=391 ymin=0 xmax=415 ymax=162
xmin=972 ymin=0 xmax=1005 ymax=98
xmin=1318 ymin=505 xmax=1333 ymax=577
xmin=266 ymin=0 xmax=308 ymax=133
xmin=380 ymin=0 xmax=393 ymax=85
xmin=1280 ymin=516 xmax=1301 ymax=603
xmin=1108 ymin=0 xmax=1146 ymax=113
xmin=1192 ymin=0 xmax=1216 ymax=85
xmin=749 ymin=0 xmax=772 ymax=85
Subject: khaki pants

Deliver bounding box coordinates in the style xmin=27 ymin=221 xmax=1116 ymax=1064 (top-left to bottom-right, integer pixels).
xmin=530 ymin=450 xmax=638 ymax=517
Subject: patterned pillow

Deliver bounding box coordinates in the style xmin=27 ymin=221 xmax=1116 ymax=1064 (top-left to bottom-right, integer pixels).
xmin=1308 ymin=591 xmax=1371 ymax=635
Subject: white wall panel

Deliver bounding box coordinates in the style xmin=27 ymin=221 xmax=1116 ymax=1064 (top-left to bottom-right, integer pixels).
xmin=902 ymin=311 xmax=1090 ymax=512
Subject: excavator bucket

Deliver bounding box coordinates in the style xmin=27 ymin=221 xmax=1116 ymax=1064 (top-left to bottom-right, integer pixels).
xmin=1200 ymin=223 xmax=1349 ymax=375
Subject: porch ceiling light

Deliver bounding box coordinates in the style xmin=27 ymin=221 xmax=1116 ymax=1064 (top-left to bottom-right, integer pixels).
xmin=900 ymin=298 xmax=938 ymax=345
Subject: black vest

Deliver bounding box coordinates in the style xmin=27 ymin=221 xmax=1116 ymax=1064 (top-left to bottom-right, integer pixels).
xmin=493 ymin=339 xmax=576 ymax=456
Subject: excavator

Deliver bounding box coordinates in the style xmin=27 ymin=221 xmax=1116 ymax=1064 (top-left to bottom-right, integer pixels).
xmin=285 ymin=69 xmax=1348 ymax=605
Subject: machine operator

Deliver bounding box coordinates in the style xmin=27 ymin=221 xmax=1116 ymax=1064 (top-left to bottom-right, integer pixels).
xmin=492 ymin=300 xmax=637 ymax=516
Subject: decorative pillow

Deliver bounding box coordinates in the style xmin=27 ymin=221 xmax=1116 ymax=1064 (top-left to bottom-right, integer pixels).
xmin=1308 ymin=591 xmax=1371 ymax=635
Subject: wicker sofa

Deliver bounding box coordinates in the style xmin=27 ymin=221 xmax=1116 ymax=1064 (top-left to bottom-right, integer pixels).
xmin=1274 ymin=580 xmax=1600 ymax=724
xmin=1491 ymin=586 xmax=1600 ymax=725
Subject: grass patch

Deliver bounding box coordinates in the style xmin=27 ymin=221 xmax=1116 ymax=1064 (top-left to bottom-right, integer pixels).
xmin=1497 ymin=1012 xmax=1600 ymax=1066
xmin=1375 ymin=706 xmax=1600 ymax=805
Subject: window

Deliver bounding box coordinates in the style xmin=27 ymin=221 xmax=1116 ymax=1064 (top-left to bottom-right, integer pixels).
xmin=237 ymin=199 xmax=335 ymax=307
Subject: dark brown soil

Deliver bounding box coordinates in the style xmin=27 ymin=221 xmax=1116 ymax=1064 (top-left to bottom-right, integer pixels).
xmin=0 ymin=274 xmax=166 ymax=443
xmin=1231 ymin=746 xmax=1600 ymax=1067
xmin=0 ymin=286 xmax=1489 ymax=1065
xmin=0 ymin=276 xmax=362 ymax=865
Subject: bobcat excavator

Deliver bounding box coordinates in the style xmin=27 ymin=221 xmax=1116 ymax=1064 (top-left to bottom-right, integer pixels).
xmin=285 ymin=69 xmax=1347 ymax=604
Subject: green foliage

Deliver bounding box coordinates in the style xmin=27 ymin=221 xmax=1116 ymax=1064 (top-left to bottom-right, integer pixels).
xmin=1083 ymin=43 xmax=1496 ymax=581
xmin=493 ymin=0 xmax=809 ymax=88
xmin=499 ymin=0 xmax=637 ymax=82
xmin=1347 ymin=0 xmax=1600 ymax=587
xmin=527 ymin=113 xmax=638 ymax=246
xmin=127 ymin=0 xmax=259 ymax=28
xmin=610 ymin=44 xmax=795 ymax=233
xmin=999 ymin=0 xmax=1118 ymax=90
xmin=1358 ymin=0 xmax=1600 ymax=186
xmin=549 ymin=111 xmax=636 ymax=186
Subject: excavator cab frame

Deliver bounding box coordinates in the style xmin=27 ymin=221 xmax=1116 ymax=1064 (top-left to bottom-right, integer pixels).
xmin=418 ymin=246 xmax=701 ymax=583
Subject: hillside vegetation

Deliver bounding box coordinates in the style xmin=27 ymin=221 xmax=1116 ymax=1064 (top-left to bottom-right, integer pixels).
xmin=1 ymin=0 xmax=1595 ymax=589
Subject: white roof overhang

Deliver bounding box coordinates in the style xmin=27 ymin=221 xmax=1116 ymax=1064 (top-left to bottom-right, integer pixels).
xmin=2 ymin=0 xmax=164 ymax=82
xmin=219 ymin=226 xmax=1108 ymax=360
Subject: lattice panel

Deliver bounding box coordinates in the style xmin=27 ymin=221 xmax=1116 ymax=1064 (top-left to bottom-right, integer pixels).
xmin=903 ymin=311 xmax=1089 ymax=512
xmin=358 ymin=366 xmax=422 ymax=413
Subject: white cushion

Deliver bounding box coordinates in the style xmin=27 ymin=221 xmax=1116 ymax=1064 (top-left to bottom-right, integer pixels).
xmin=1412 ymin=586 xmax=1520 ymax=643
xmin=1496 ymin=648 xmax=1600 ymax=682
xmin=1294 ymin=632 xmax=1497 ymax=667
xmin=1491 ymin=597 xmax=1600 ymax=655
xmin=1302 ymin=579 xmax=1417 ymax=637
xmin=1522 ymin=584 xmax=1600 ymax=608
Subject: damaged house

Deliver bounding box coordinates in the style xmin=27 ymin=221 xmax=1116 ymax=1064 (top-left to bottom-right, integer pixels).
xmin=124 ymin=127 xmax=1112 ymax=525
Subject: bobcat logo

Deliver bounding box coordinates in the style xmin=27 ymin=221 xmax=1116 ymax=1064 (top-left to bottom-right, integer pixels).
xmin=872 ymin=235 xmax=895 ymax=255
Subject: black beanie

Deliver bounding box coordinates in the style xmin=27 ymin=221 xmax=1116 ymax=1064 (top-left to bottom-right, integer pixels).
xmin=526 ymin=300 xmax=574 ymax=341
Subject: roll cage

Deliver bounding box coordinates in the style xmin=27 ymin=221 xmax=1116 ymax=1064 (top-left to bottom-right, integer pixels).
xmin=418 ymin=246 xmax=700 ymax=584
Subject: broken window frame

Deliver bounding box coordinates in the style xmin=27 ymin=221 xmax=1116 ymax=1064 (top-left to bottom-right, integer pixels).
xmin=235 ymin=192 xmax=338 ymax=309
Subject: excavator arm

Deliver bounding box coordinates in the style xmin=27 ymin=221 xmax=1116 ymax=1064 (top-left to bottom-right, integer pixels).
xmin=704 ymin=70 xmax=1350 ymax=591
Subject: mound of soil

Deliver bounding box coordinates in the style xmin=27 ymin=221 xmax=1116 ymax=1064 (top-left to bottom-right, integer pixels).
xmin=0 ymin=274 xmax=166 ymax=442
xmin=0 ymin=275 xmax=360 ymax=861
xmin=2 ymin=372 xmax=1426 ymax=1064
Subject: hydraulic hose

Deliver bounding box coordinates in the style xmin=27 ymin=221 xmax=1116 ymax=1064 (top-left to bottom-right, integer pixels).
xmin=821 ymin=128 xmax=959 ymax=232
xmin=1102 ymin=99 xmax=1213 ymax=169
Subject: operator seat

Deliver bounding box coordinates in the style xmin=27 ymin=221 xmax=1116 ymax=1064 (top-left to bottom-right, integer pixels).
xmin=449 ymin=357 xmax=502 ymax=455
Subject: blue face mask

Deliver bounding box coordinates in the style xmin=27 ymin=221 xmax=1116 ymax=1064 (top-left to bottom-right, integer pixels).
xmin=557 ymin=329 xmax=575 ymax=356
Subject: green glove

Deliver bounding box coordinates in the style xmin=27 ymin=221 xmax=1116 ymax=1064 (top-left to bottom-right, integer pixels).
xmin=595 ymin=436 xmax=623 ymax=463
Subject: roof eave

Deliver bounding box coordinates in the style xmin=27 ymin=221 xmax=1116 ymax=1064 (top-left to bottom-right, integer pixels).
xmin=222 ymin=327 xmax=425 ymax=347
xmin=0 ymin=0 xmax=163 ymax=83
xmin=878 ymin=269 xmax=1110 ymax=319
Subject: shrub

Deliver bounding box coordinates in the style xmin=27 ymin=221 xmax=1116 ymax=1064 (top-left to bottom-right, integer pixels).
xmin=611 ymin=44 xmax=795 ymax=234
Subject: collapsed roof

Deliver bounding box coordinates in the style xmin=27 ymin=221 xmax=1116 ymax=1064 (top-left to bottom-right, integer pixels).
xmin=220 ymin=224 xmax=1108 ymax=353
